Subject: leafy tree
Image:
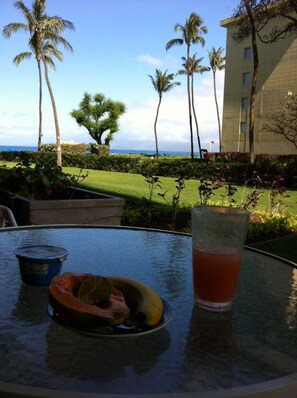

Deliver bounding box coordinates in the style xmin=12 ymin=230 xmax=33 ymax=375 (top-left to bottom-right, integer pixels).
xmin=233 ymin=0 xmax=297 ymax=162
xmin=3 ymin=0 xmax=74 ymax=166
xmin=148 ymin=69 xmax=180 ymax=159
xmin=248 ymin=0 xmax=297 ymax=43
xmin=263 ymin=92 xmax=297 ymax=149
xmin=177 ymin=54 xmax=210 ymax=158
xmin=208 ymin=47 xmax=225 ymax=153
xmin=70 ymin=93 xmax=126 ymax=146
xmin=166 ymin=12 xmax=208 ymax=159
xmin=233 ymin=0 xmax=259 ymax=164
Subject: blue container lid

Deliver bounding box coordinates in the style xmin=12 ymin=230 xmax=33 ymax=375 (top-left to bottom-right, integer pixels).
xmin=14 ymin=245 xmax=68 ymax=261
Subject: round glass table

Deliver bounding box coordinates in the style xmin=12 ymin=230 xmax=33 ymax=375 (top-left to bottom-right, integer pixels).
xmin=0 ymin=225 xmax=296 ymax=398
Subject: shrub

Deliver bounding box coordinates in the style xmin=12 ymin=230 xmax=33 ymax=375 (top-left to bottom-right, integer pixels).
xmin=42 ymin=143 xmax=109 ymax=156
xmin=0 ymin=150 xmax=296 ymax=188
xmin=0 ymin=161 xmax=87 ymax=200
xmin=247 ymin=212 xmax=297 ymax=243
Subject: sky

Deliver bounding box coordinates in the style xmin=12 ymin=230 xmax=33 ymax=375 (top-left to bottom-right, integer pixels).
xmin=0 ymin=0 xmax=239 ymax=153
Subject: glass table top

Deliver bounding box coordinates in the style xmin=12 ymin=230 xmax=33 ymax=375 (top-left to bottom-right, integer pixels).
xmin=0 ymin=225 xmax=296 ymax=397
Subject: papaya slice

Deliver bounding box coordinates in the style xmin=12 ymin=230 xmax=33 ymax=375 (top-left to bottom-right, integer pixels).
xmin=48 ymin=272 xmax=130 ymax=327
xmin=78 ymin=275 xmax=112 ymax=305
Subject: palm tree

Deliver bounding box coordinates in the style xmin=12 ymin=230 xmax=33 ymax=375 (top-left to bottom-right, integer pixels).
xmin=208 ymin=47 xmax=225 ymax=153
xmin=12 ymin=41 xmax=63 ymax=151
xmin=177 ymin=54 xmax=210 ymax=159
xmin=3 ymin=0 xmax=74 ymax=166
xmin=232 ymin=0 xmax=260 ymax=164
xmin=148 ymin=69 xmax=180 ymax=159
xmin=166 ymin=12 xmax=208 ymax=159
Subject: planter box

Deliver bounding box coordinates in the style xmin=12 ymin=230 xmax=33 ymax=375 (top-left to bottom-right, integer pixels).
xmin=0 ymin=187 xmax=125 ymax=226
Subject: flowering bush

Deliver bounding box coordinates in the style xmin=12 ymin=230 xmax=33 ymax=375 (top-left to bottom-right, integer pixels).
xmin=247 ymin=211 xmax=297 ymax=243
xmin=0 ymin=161 xmax=87 ymax=200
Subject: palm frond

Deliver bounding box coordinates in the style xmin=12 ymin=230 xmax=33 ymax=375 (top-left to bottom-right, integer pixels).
xmin=165 ymin=38 xmax=183 ymax=50
xmin=148 ymin=69 xmax=180 ymax=95
xmin=176 ymin=69 xmax=187 ymax=76
xmin=2 ymin=22 xmax=28 ymax=38
xmin=51 ymin=35 xmax=73 ymax=52
xmin=13 ymin=51 xmax=32 ymax=66
xmin=43 ymin=55 xmax=56 ymax=70
xmin=43 ymin=17 xmax=75 ymax=33
xmin=208 ymin=46 xmax=225 ymax=72
xmin=192 ymin=36 xmax=205 ymax=47
xmin=14 ymin=0 xmax=35 ymax=28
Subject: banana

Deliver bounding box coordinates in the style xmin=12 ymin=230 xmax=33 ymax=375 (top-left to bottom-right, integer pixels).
xmin=108 ymin=276 xmax=164 ymax=326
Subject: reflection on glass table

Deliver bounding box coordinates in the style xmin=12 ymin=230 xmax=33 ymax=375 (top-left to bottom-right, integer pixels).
xmin=0 ymin=225 xmax=296 ymax=398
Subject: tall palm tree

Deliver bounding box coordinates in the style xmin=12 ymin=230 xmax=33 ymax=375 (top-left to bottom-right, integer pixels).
xmin=208 ymin=47 xmax=225 ymax=153
xmin=148 ymin=69 xmax=180 ymax=159
xmin=12 ymin=41 xmax=63 ymax=151
xmin=166 ymin=12 xmax=208 ymax=159
xmin=177 ymin=54 xmax=210 ymax=159
xmin=3 ymin=0 xmax=74 ymax=166
xmin=233 ymin=0 xmax=260 ymax=165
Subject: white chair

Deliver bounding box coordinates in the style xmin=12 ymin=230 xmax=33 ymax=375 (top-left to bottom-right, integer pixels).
xmin=0 ymin=205 xmax=17 ymax=227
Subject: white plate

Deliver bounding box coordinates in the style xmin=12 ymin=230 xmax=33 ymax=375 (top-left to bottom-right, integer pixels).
xmin=47 ymin=298 xmax=172 ymax=338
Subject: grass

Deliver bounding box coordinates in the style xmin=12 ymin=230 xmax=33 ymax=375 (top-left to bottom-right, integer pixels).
xmin=2 ymin=162 xmax=296 ymax=262
xmin=67 ymin=167 xmax=297 ymax=263
xmin=65 ymin=167 xmax=297 ymax=215
xmin=2 ymin=162 xmax=296 ymax=213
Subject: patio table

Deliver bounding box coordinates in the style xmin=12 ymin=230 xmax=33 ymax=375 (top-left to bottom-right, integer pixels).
xmin=0 ymin=225 xmax=296 ymax=398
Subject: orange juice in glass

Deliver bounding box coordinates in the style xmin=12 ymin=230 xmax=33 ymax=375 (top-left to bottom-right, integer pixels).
xmin=192 ymin=206 xmax=250 ymax=312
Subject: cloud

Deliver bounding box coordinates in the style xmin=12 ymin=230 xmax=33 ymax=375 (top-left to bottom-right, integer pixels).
xmin=1 ymin=70 xmax=224 ymax=152
xmin=112 ymin=70 xmax=225 ymax=150
xmin=0 ymin=125 xmax=38 ymax=145
xmin=137 ymin=54 xmax=162 ymax=67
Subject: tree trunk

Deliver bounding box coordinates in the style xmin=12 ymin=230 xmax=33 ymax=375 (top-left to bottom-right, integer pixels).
xmin=245 ymin=0 xmax=258 ymax=165
xmin=37 ymin=58 xmax=43 ymax=152
xmin=154 ymin=96 xmax=162 ymax=160
xmin=39 ymin=42 xmax=62 ymax=166
xmin=213 ymin=70 xmax=222 ymax=153
xmin=191 ymin=74 xmax=202 ymax=158
xmin=186 ymin=46 xmax=194 ymax=159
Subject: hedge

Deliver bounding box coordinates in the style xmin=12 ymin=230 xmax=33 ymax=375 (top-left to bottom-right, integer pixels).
xmin=0 ymin=150 xmax=296 ymax=188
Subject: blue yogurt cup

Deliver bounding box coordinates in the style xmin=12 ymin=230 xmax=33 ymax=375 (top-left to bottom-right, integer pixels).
xmin=14 ymin=245 xmax=69 ymax=286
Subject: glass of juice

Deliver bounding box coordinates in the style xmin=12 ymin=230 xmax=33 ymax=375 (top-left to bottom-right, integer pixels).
xmin=192 ymin=205 xmax=250 ymax=312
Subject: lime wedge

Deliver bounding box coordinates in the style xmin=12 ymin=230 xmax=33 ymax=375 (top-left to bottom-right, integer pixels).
xmin=78 ymin=275 xmax=112 ymax=305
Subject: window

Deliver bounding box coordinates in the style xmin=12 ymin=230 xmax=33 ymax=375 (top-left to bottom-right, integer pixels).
xmin=241 ymin=97 xmax=249 ymax=110
xmin=243 ymin=72 xmax=251 ymax=85
xmin=244 ymin=47 xmax=251 ymax=60
xmin=240 ymin=122 xmax=247 ymax=134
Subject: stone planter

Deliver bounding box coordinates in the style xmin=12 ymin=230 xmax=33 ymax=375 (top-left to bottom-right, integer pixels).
xmin=0 ymin=187 xmax=125 ymax=226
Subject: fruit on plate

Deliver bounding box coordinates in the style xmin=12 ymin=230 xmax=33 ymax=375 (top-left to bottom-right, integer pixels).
xmin=78 ymin=275 xmax=112 ymax=305
xmin=108 ymin=276 xmax=164 ymax=326
xmin=48 ymin=272 xmax=130 ymax=327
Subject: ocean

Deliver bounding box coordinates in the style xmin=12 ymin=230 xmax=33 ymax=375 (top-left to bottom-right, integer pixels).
xmin=0 ymin=145 xmax=193 ymax=157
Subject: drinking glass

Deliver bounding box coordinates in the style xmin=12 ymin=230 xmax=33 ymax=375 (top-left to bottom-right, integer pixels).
xmin=192 ymin=205 xmax=250 ymax=312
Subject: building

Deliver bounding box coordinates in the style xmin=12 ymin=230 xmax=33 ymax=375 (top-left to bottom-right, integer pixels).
xmin=220 ymin=12 xmax=297 ymax=155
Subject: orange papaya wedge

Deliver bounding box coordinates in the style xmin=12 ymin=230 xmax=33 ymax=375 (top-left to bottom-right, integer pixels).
xmin=48 ymin=272 xmax=130 ymax=327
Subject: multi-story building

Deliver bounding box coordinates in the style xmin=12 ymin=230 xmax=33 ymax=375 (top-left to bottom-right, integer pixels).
xmin=220 ymin=13 xmax=297 ymax=155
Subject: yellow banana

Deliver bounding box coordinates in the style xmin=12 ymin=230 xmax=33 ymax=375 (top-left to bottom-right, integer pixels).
xmin=108 ymin=276 xmax=164 ymax=326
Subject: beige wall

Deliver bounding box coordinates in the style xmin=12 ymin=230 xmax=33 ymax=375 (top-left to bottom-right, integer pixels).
xmin=220 ymin=15 xmax=297 ymax=155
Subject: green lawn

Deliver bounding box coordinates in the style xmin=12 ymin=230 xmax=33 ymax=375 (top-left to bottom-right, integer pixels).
xmin=68 ymin=167 xmax=297 ymax=263
xmin=2 ymin=162 xmax=295 ymax=213
xmin=65 ymin=167 xmax=297 ymax=215
xmin=2 ymin=163 xmax=296 ymax=262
